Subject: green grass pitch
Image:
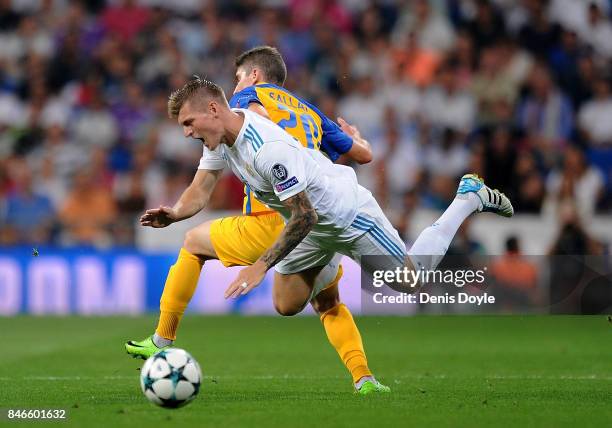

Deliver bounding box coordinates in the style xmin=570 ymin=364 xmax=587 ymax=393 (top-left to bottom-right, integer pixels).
xmin=0 ymin=315 xmax=610 ymax=427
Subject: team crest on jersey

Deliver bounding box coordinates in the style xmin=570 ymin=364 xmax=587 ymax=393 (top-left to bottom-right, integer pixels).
xmin=272 ymin=164 xmax=288 ymax=181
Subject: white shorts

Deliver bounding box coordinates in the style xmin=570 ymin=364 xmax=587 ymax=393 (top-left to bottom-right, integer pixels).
xmin=275 ymin=190 xmax=407 ymax=275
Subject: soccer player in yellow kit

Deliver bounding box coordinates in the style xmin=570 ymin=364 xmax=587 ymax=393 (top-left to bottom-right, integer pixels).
xmin=126 ymin=47 xmax=389 ymax=393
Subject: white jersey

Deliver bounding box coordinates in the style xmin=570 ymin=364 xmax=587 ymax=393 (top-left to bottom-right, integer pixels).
xmin=198 ymin=108 xmax=361 ymax=235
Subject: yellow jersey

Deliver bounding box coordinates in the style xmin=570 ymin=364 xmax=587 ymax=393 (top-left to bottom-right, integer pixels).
xmin=229 ymin=83 xmax=354 ymax=214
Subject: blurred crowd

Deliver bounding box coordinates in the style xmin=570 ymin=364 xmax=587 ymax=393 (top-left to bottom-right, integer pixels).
xmin=1 ymin=0 xmax=611 ymax=249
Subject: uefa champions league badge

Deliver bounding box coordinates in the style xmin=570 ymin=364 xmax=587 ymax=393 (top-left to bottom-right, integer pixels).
xmin=272 ymin=164 xmax=288 ymax=181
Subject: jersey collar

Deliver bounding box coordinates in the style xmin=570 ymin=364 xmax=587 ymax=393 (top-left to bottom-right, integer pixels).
xmin=230 ymin=108 xmax=249 ymax=150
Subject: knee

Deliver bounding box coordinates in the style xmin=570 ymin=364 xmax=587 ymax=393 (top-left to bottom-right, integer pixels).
xmin=273 ymin=300 xmax=302 ymax=317
xmin=311 ymin=294 xmax=340 ymax=314
xmin=182 ymin=228 xmax=200 ymax=255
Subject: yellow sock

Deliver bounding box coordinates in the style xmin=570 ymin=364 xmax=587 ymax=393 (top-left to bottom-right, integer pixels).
xmin=320 ymin=303 xmax=372 ymax=383
xmin=155 ymin=248 xmax=204 ymax=340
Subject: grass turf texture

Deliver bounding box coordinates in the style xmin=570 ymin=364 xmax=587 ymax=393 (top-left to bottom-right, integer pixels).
xmin=0 ymin=316 xmax=610 ymax=427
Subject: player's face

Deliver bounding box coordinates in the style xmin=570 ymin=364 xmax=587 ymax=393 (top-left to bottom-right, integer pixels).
xmin=233 ymin=66 xmax=257 ymax=94
xmin=178 ymin=101 xmax=225 ymax=150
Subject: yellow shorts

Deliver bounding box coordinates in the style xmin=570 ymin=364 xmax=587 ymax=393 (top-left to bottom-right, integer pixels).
xmin=209 ymin=212 xmax=285 ymax=267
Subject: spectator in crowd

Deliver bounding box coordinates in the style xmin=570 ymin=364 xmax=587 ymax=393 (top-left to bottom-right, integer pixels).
xmin=465 ymin=0 xmax=507 ymax=52
xmin=516 ymin=62 xmax=574 ymax=163
xmin=470 ymin=45 xmax=518 ymax=126
xmin=27 ymin=123 xmax=89 ymax=184
xmin=491 ymin=236 xmax=540 ymax=310
xmin=424 ymin=128 xmax=469 ymax=180
xmin=565 ymin=53 xmax=596 ymax=108
xmin=548 ymin=0 xmax=609 ymax=42
xmin=58 ymin=169 xmax=117 ymax=246
xmin=446 ymin=29 xmax=476 ymax=89
xmin=578 ymin=76 xmax=612 ymax=147
xmin=497 ymin=36 xmax=534 ymax=94
xmin=422 ymin=62 xmax=476 ymax=134
xmin=111 ymin=80 xmax=152 ymax=144
xmin=482 ymin=124 xmax=518 ymax=193
xmin=1 ymin=159 xmax=55 ymax=244
xmin=518 ymin=0 xmax=561 ymax=57
xmin=548 ymin=29 xmax=583 ymax=106
xmin=544 ymin=145 xmax=605 ymax=221
xmin=33 ymin=153 xmax=67 ymax=210
xmin=584 ymin=2 xmax=612 ymax=59
xmin=100 ymin=0 xmax=151 ymax=44
xmin=338 ymin=72 xmax=386 ymax=138
xmin=392 ymin=30 xmax=442 ymax=87
xmin=71 ymin=87 xmax=119 ymax=150
xmin=380 ymin=60 xmax=422 ymax=122
xmin=392 ymin=0 xmax=455 ymax=54
xmin=113 ymin=168 xmax=147 ymax=246
xmin=356 ymin=106 xmax=423 ymax=211
xmin=512 ymin=151 xmax=546 ymax=213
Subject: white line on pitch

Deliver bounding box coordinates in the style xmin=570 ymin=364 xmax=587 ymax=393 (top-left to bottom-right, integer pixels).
xmin=9 ymin=374 xmax=612 ymax=381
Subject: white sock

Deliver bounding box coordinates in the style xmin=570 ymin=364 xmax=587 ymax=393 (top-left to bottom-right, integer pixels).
xmin=355 ymin=375 xmax=375 ymax=389
xmin=309 ymin=255 xmax=342 ymax=301
xmin=314 ymin=261 xmax=339 ymax=291
xmin=152 ymin=333 xmax=173 ymax=348
xmin=407 ymin=193 xmax=479 ymax=271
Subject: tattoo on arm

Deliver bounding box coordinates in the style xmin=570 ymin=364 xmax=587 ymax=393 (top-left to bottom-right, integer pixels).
xmin=260 ymin=191 xmax=317 ymax=269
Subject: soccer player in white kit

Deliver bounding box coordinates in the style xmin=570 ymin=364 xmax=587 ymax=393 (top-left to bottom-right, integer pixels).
xmin=167 ymin=77 xmax=513 ymax=323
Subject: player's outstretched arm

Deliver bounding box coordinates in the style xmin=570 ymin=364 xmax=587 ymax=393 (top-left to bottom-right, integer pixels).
xmin=224 ymin=191 xmax=317 ymax=298
xmin=338 ymin=117 xmax=372 ymax=164
xmin=140 ymin=169 xmax=222 ymax=228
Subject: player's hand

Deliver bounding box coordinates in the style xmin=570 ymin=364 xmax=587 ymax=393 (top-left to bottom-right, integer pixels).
xmin=337 ymin=116 xmax=362 ymax=140
xmin=225 ymin=261 xmax=268 ymax=299
xmin=139 ymin=206 xmax=178 ymax=228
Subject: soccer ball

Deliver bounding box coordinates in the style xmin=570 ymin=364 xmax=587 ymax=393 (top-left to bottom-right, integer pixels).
xmin=140 ymin=348 xmax=202 ymax=408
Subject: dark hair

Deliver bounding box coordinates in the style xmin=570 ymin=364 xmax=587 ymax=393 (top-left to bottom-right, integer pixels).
xmin=235 ymin=46 xmax=287 ymax=85
xmin=167 ymin=76 xmax=227 ymax=118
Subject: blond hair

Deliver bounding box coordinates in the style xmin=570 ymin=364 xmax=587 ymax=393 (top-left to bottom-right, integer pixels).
xmin=167 ymin=76 xmax=227 ymax=118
